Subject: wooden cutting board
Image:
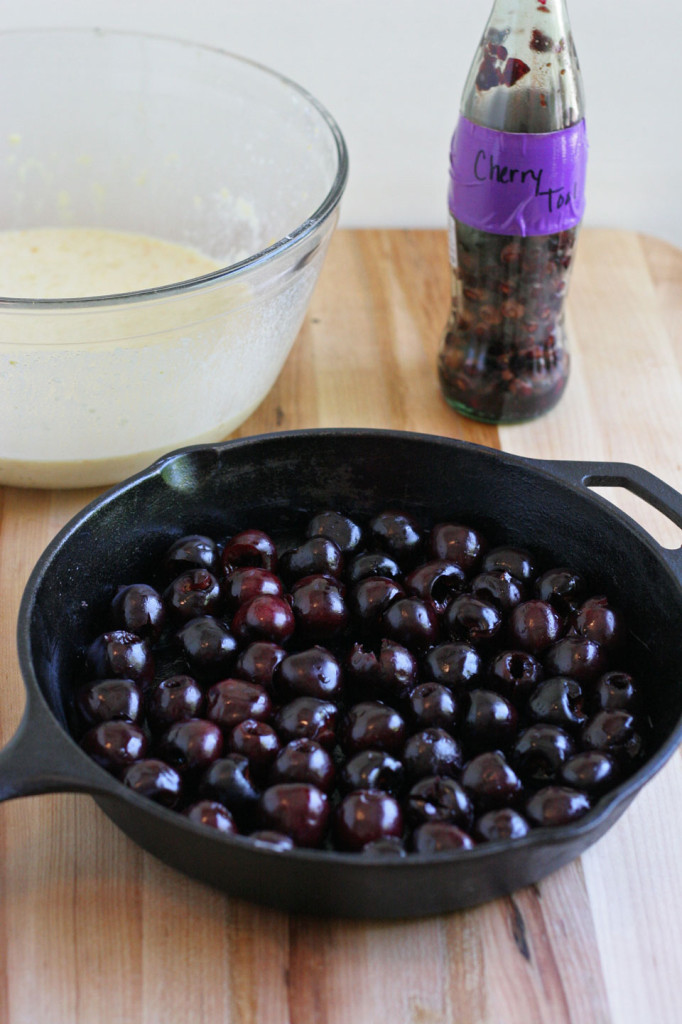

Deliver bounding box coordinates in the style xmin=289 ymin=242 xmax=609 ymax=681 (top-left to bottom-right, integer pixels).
xmin=1 ymin=228 xmax=680 ymax=1024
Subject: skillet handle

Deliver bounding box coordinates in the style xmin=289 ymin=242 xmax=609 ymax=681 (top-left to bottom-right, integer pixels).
xmin=535 ymin=458 xmax=682 ymax=572
xmin=0 ymin=692 xmax=119 ymax=804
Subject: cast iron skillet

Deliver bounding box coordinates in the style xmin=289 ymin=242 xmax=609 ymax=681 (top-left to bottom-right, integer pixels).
xmin=3 ymin=429 xmax=682 ymax=918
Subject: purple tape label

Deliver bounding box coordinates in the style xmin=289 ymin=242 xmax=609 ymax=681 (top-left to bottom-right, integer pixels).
xmin=449 ymin=117 xmax=588 ymax=236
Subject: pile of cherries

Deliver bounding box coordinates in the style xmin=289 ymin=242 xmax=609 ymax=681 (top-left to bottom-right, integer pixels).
xmin=74 ymin=509 xmax=646 ymax=856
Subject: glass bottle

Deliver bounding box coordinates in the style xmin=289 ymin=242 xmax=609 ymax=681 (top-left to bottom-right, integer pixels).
xmin=438 ymin=0 xmax=587 ymax=424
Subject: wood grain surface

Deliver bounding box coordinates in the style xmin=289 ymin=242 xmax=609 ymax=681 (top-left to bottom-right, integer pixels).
xmin=1 ymin=228 xmax=681 ymax=1024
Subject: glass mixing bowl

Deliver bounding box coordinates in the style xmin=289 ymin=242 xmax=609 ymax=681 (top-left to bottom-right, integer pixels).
xmin=0 ymin=29 xmax=348 ymax=488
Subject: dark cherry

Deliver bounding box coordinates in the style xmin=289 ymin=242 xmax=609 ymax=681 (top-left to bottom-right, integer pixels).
xmin=369 ymin=509 xmax=423 ymax=567
xmin=206 ymin=678 xmax=272 ymax=732
xmin=228 ymin=719 xmax=281 ymax=775
xmin=158 ymin=718 xmax=223 ymax=775
xmin=270 ymin=738 xmax=335 ymax=792
xmin=461 ymin=751 xmax=523 ymax=811
xmin=470 ymin=570 xmax=525 ymax=612
xmin=411 ymin=822 xmax=475 ymax=853
xmin=407 ymin=682 xmax=458 ymax=731
xmin=85 ymin=630 xmax=154 ymax=686
xmin=543 ymin=636 xmax=609 ymax=683
xmin=481 ymin=546 xmax=535 ymax=583
xmin=594 ymin=671 xmax=639 ymax=712
xmin=339 ymin=749 xmax=405 ymax=795
xmin=163 ymin=569 xmax=222 ymax=623
xmin=306 ymin=510 xmax=363 ymax=554
xmin=429 ymin=523 xmax=486 ymax=574
xmin=234 ymin=641 xmax=286 ymax=690
xmin=334 ymin=791 xmax=404 ymax=852
xmin=381 ymin=597 xmax=439 ymax=651
xmin=221 ymin=528 xmax=277 ymax=573
xmin=474 ymin=808 xmax=531 ymax=843
xmin=561 ymin=750 xmax=620 ymax=794
xmin=508 ymin=600 xmax=563 ymax=655
xmin=199 ymin=754 xmax=260 ymax=822
xmin=404 ymin=560 xmax=467 ymax=614
xmin=122 ymin=758 xmax=182 ymax=807
xmin=230 ymin=594 xmax=295 ymax=645
xmin=146 ymin=674 xmax=204 ymax=731
xmin=175 ymin=615 xmax=238 ymax=677
xmin=110 ymin=583 xmax=166 ymax=642
xmin=535 ymin=567 xmax=585 ymax=614
xmin=361 ymin=837 xmax=407 ymax=858
xmin=346 ymin=551 xmax=401 ymax=584
xmin=462 ymin=689 xmax=518 ymax=752
xmin=575 ymin=596 xmax=625 ymax=652
xmin=340 ymin=701 xmax=406 ymax=755
xmin=290 ymin=575 xmax=348 ymax=640
xmin=402 ymin=728 xmax=462 ymax=780
xmin=345 ymin=639 xmax=418 ymax=704
xmin=184 ymin=799 xmax=238 ymax=834
xmin=274 ymin=646 xmax=342 ymax=701
xmin=249 ymin=830 xmax=296 ymax=851
xmin=424 ymin=642 xmax=482 ymax=691
xmin=528 ymin=676 xmax=587 ymax=731
xmin=274 ymin=697 xmax=338 ymax=750
xmin=512 ymin=723 xmax=575 ymax=785
xmin=582 ymin=709 xmax=642 ymax=761
xmin=525 ymin=786 xmax=591 ymax=827
xmin=80 ymin=720 xmax=148 ymax=773
xmin=279 ymin=537 xmax=343 ymax=581
xmin=76 ymin=677 xmax=143 ymax=726
xmin=223 ymin=566 xmax=283 ymax=609
xmin=488 ymin=649 xmax=544 ymax=703
xmin=349 ymin=576 xmax=404 ymax=631
xmin=259 ymin=783 xmax=329 ymax=847
xmin=406 ymin=775 xmax=473 ymax=827
xmin=162 ymin=534 xmax=219 ymax=580
xmin=445 ymin=595 xmax=502 ymax=646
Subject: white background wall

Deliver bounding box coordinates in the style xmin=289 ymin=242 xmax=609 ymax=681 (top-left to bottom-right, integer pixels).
xmin=4 ymin=0 xmax=681 ymax=246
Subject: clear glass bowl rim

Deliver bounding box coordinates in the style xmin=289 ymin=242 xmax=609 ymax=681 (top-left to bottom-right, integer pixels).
xmin=0 ymin=27 xmax=349 ymax=311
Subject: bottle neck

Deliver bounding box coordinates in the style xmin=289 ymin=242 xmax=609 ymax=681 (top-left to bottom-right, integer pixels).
xmin=461 ymin=0 xmax=584 ymax=133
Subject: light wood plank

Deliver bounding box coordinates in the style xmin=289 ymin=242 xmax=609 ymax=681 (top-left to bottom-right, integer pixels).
xmin=0 ymin=229 xmax=680 ymax=1024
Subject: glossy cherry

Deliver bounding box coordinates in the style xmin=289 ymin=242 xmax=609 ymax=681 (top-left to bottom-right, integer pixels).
xmin=461 ymin=750 xmax=523 ymax=810
xmin=279 ymin=537 xmax=343 ymax=581
xmin=306 ymin=511 xmax=363 ymax=555
xmin=85 ymin=630 xmax=154 ymax=686
xmin=259 ymin=783 xmax=329 ymax=847
xmin=221 ymin=528 xmax=277 ymax=573
xmin=163 ymin=569 xmax=222 ymax=623
xmin=525 ymin=786 xmax=591 ymax=827
xmin=274 ymin=646 xmax=342 ymax=701
xmin=528 ymin=676 xmax=587 ymax=731
xmin=206 ymin=678 xmax=272 ymax=732
xmin=199 ymin=754 xmax=261 ymax=823
xmin=175 ymin=616 xmax=238 ymax=678
xmin=488 ymin=649 xmax=543 ymax=704
xmin=404 ymin=560 xmax=466 ymax=614
xmin=339 ymin=749 xmax=405 ymax=795
xmin=474 ymin=808 xmax=531 ymax=843
xmin=146 ymin=675 xmax=204 ymax=731
xmin=407 ymin=682 xmax=458 ymax=731
xmin=429 ymin=522 xmax=486 ymax=574
xmin=184 ymin=799 xmax=238 ymax=834
xmin=162 ymin=534 xmax=220 ymax=580
xmin=270 ymin=738 xmax=336 ymax=792
xmin=406 ymin=775 xmax=473 ymax=827
xmin=369 ymin=509 xmax=423 ymax=567
xmin=334 ymin=791 xmax=404 ymax=851
xmin=424 ymin=641 xmax=482 ymax=691
xmin=122 ymin=758 xmax=182 ymax=807
xmin=231 ymin=594 xmax=295 ymax=645
xmin=110 ymin=583 xmax=166 ymax=642
xmin=223 ymin=567 xmax=283 ymax=609
xmin=80 ymin=720 xmax=148 ymax=773
xmin=234 ymin=641 xmax=286 ymax=690
xmin=508 ymin=600 xmax=563 ymax=655
xmin=445 ymin=595 xmax=502 ymax=646
xmin=482 ymin=546 xmax=535 ymax=583
xmin=159 ymin=718 xmax=223 ymax=775
xmin=274 ymin=697 xmax=338 ymax=750
xmin=290 ymin=575 xmax=348 ymax=640
xmin=228 ymin=719 xmax=281 ymax=775
xmin=76 ymin=677 xmax=143 ymax=726
xmin=402 ymin=728 xmax=462 ymax=780
xmin=381 ymin=597 xmax=439 ymax=651
xmin=411 ymin=822 xmax=475 ymax=853
xmin=340 ymin=701 xmax=406 ymax=755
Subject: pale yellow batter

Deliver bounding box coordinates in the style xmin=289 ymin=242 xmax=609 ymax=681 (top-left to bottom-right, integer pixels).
xmin=0 ymin=227 xmax=220 ymax=298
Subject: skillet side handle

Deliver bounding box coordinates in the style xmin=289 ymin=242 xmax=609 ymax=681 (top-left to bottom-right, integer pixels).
xmin=536 ymin=458 xmax=682 ymax=572
xmin=0 ymin=694 xmax=118 ymax=804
